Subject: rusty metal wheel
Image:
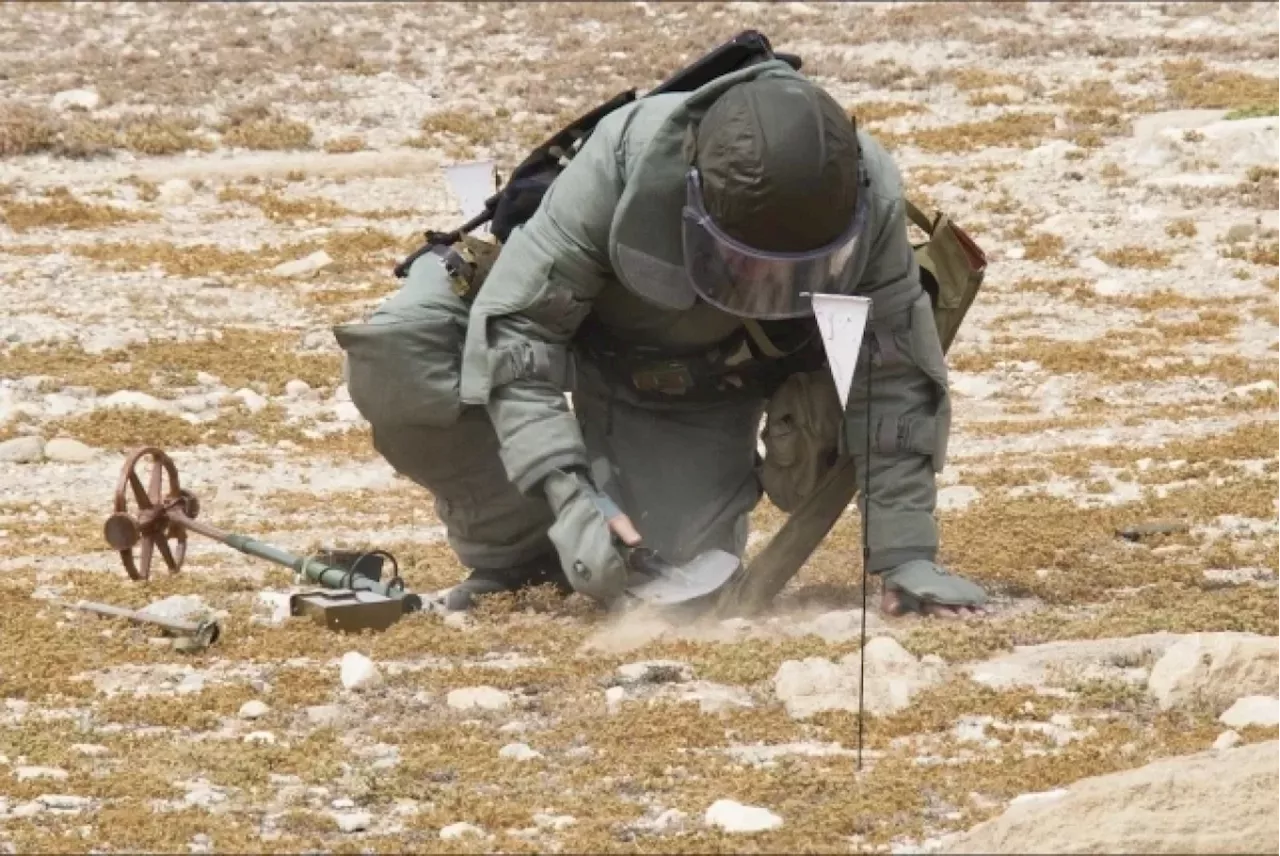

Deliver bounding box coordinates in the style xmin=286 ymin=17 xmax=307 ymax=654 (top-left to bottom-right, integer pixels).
xmin=105 ymin=447 xmax=189 ymax=581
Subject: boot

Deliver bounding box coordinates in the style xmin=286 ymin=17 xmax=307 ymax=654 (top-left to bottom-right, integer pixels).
xmin=444 ymin=554 xmax=573 ymax=611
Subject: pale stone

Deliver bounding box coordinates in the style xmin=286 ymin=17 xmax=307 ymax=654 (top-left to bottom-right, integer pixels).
xmin=604 ymin=685 xmax=626 ymax=714
xmin=101 ymin=390 xmax=170 ymax=412
xmin=616 ymin=660 xmax=694 ymax=685
xmin=339 ymin=652 xmax=382 ymax=691
xmin=1213 ymin=730 xmax=1242 ymax=750
xmin=284 ymin=379 xmax=311 ymax=398
xmin=232 ymin=388 xmax=268 ymax=414
xmin=271 ymin=250 xmax=334 ymax=278
xmin=157 ymin=179 xmax=195 ymax=206
xmin=332 ymin=810 xmax=372 ymax=833
xmin=439 ymin=822 xmax=484 ymax=840
xmin=238 ymin=700 xmax=270 ymax=720
xmin=43 ymin=438 xmax=95 ymax=463
xmin=50 ymin=88 xmax=99 ymax=112
xmin=773 ymin=636 xmax=946 ymax=719
xmin=0 ymin=436 xmax=45 ymax=463
xmin=498 ymin=742 xmax=542 ymax=762
xmin=1147 ymin=633 xmax=1278 ymax=714
xmin=13 ymin=766 xmax=68 ymax=782
xmin=446 ymin=686 xmax=511 ymax=712
xmin=704 ymin=799 xmax=783 ymax=833
xmin=1218 ymin=696 xmax=1279 ymax=728
xmin=942 ymin=741 xmax=1279 ymax=854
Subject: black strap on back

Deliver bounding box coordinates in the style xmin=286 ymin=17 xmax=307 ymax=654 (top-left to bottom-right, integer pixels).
xmin=394 ymin=30 xmax=802 ymax=279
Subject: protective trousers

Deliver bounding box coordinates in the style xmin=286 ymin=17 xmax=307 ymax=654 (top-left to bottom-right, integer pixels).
xmin=846 ymin=290 xmax=949 ymax=573
xmin=338 ymin=256 xmax=765 ymax=573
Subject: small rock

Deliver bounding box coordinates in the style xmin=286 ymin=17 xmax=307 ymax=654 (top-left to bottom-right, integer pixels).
xmin=157 ymin=179 xmax=195 ymax=207
xmin=284 ymin=379 xmax=311 ymax=398
xmin=1223 ymin=223 xmax=1258 ymax=243
xmin=439 ymin=821 xmax=484 ymax=840
xmin=50 ymin=88 xmax=99 ymax=112
xmin=43 ymin=438 xmax=95 ymax=463
xmin=70 ymin=744 xmax=108 ymax=757
xmin=615 ymin=660 xmax=694 ymax=685
xmin=332 ymin=810 xmax=372 ymax=833
xmin=498 ymin=721 xmax=528 ymax=734
xmin=13 ymin=766 xmax=68 ymax=782
xmin=650 ymin=807 xmax=688 ymax=831
xmin=142 ymin=595 xmax=213 ymax=625
xmin=272 ymin=250 xmax=334 ymax=279
xmin=11 ymin=801 xmax=43 ymax=818
xmin=447 ymin=686 xmax=512 ymax=712
xmin=340 ymin=652 xmax=383 ymax=691
xmin=37 ymin=794 xmax=92 ymax=812
xmin=333 ymin=401 xmax=363 ymax=423
xmin=195 ymin=371 xmax=220 ymax=386
xmin=773 ymin=636 xmax=946 ymax=719
xmin=232 ymin=388 xmax=268 ymax=414
xmin=238 ymin=700 xmax=270 ymax=720
xmin=532 ymin=812 xmax=576 ymax=831
xmin=101 ymin=390 xmax=170 ymax=412
xmin=498 ymin=743 xmax=542 ymax=762
xmin=183 ymin=784 xmax=227 ymax=808
xmin=176 ymin=672 xmax=206 ymax=695
xmin=1147 ymin=633 xmax=1278 ymax=714
xmin=0 ymin=436 xmax=45 ymax=463
xmin=1219 ymin=696 xmax=1279 ymax=728
xmin=658 ymin=681 xmax=755 ymax=715
xmin=704 ymin=799 xmax=783 ymax=833
xmin=1213 ymin=730 xmax=1242 ymax=751
xmin=604 ymin=685 xmax=626 ymax=714
xmin=306 ymin=705 xmax=347 ymax=727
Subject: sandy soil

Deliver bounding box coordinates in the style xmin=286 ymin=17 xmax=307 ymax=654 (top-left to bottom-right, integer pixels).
xmin=0 ymin=2 xmax=1276 ymax=852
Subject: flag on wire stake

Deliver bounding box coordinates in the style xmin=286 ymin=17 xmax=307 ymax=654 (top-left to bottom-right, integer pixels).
xmin=810 ymin=293 xmax=874 ymax=771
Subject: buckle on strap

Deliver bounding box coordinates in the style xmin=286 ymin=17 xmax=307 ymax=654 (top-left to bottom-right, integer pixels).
xmin=632 ymin=362 xmax=695 ymax=395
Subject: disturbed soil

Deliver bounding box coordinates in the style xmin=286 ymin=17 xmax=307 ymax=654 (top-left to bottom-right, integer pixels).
xmin=1 ymin=2 xmax=1277 ymax=853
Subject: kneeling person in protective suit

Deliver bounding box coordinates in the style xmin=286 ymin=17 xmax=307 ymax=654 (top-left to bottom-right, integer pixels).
xmin=338 ymin=60 xmax=988 ymax=617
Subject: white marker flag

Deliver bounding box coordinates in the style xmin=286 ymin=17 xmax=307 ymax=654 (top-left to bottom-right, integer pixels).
xmin=444 ymin=160 xmax=497 ymax=235
xmin=810 ymin=293 xmax=872 ymax=410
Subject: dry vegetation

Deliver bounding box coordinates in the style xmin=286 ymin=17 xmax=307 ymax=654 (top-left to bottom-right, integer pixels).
xmin=0 ymin=2 xmax=1276 ymax=854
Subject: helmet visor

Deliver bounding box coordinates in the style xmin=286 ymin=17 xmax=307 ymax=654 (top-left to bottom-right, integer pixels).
xmin=681 ymin=169 xmax=870 ymax=320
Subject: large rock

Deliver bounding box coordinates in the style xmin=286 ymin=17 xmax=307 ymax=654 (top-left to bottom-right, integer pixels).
xmin=963 ymin=634 xmax=1181 ymax=692
xmin=1219 ymin=696 xmax=1279 ymax=729
xmin=0 ymin=436 xmax=45 ymax=463
xmin=942 ymin=740 xmax=1279 ymax=854
xmin=1147 ymin=633 xmax=1278 ymax=714
xmin=772 ymin=636 xmax=946 ymax=719
xmin=43 ymin=437 xmax=96 ymax=463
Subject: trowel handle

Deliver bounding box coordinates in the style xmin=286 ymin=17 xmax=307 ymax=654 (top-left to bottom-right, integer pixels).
xmin=621 ymin=545 xmax=673 ymax=578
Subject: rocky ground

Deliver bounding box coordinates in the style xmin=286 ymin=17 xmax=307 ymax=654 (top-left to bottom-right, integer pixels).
xmin=1 ymin=2 xmax=1278 ymax=853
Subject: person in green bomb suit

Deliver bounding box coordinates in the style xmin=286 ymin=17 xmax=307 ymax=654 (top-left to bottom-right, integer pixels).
xmin=337 ymin=58 xmax=988 ymax=618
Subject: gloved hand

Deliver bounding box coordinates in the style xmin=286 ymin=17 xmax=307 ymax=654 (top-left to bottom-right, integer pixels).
xmin=878 ymin=559 xmax=987 ymax=619
xmin=541 ymin=468 xmax=640 ymax=604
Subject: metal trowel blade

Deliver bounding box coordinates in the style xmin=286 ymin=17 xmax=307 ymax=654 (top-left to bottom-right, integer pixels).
xmin=624 ymin=548 xmax=742 ymax=606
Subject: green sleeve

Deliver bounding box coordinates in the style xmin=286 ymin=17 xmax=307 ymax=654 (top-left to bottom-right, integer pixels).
xmin=458 ymin=108 xmax=633 ymax=495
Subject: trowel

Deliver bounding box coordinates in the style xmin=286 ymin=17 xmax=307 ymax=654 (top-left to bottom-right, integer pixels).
xmin=620 ymin=544 xmax=743 ymax=607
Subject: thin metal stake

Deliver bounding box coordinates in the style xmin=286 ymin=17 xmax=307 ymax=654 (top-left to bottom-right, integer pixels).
xmin=857 ymin=331 xmax=874 ymax=772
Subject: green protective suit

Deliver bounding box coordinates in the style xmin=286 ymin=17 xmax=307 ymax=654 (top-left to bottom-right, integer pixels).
xmin=337 ymin=59 xmax=951 ymax=603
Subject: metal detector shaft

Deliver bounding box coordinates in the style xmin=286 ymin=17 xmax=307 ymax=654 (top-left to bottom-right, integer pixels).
xmin=72 ymin=600 xmax=221 ymax=647
xmin=174 ymin=514 xmax=422 ymax=613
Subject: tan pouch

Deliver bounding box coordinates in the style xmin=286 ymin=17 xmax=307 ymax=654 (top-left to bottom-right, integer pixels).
xmin=759 ymin=370 xmax=844 ymax=513
xmin=905 ymin=199 xmax=987 ymax=354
